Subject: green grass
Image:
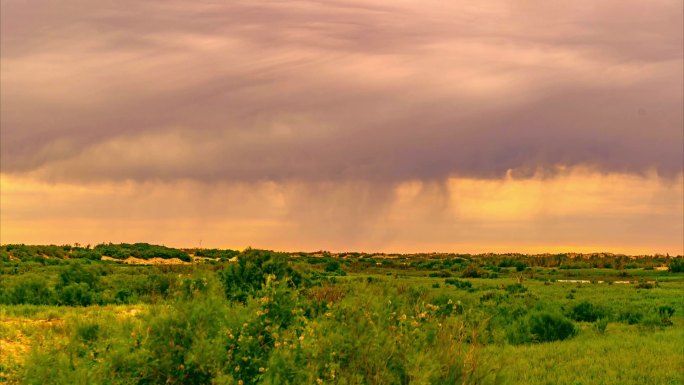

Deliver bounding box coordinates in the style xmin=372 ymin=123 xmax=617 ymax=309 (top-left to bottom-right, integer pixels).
xmin=490 ymin=324 xmax=683 ymax=385
xmin=1 ymin=250 xmax=683 ymax=385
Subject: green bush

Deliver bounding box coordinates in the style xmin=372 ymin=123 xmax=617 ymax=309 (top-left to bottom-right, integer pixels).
xmin=445 ymin=278 xmax=473 ymax=290
xmin=139 ymin=291 xmax=230 ymax=384
xmin=219 ymin=249 xmax=302 ymax=303
xmin=461 ymin=264 xmax=488 ymax=278
xmin=75 ymin=322 xmax=100 ymax=344
xmin=114 ymin=289 xmax=133 ymax=304
xmin=509 ymin=311 xmax=576 ymax=344
xmin=669 ymin=258 xmax=684 ymax=273
xmin=618 ymin=308 xmax=644 ymax=325
xmin=58 ymin=283 xmax=94 ymax=306
xmin=657 ymin=306 xmax=675 ymax=326
xmin=6 ymin=278 xmax=54 ymax=305
xmin=595 ymin=318 xmax=608 ymax=334
xmin=505 ymin=283 xmax=528 ymax=294
xmin=93 ymin=243 xmax=192 ymax=262
xmin=324 ymin=259 xmax=340 ymax=272
xmin=569 ymin=301 xmax=607 ymax=322
xmin=57 ymin=263 xmax=100 ymax=290
xmin=194 ymin=248 xmax=239 ymax=260
xmin=640 ymin=312 xmax=668 ymax=329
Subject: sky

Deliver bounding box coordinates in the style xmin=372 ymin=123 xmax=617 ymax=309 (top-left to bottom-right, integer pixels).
xmin=1 ymin=0 xmax=682 ymax=254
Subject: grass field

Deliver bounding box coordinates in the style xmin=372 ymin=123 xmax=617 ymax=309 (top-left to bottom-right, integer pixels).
xmin=1 ymin=244 xmax=682 ymax=385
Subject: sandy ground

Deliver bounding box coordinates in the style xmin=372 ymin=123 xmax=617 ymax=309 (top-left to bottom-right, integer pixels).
xmin=0 ymin=316 xmax=65 ymax=382
xmin=101 ymin=256 xmax=189 ymax=265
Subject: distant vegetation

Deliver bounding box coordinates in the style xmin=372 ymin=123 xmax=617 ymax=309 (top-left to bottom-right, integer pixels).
xmin=3 ymin=243 xmax=680 ymax=269
xmin=1 ymin=244 xmax=682 ymax=384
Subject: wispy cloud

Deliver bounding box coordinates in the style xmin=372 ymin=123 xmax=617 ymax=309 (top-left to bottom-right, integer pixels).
xmin=2 ymin=0 xmax=682 ymax=182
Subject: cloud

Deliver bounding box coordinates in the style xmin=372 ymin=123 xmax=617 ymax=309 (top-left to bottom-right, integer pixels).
xmin=1 ymin=1 xmax=681 ymax=253
xmin=1 ymin=0 xmax=682 ymax=183
xmin=2 ymin=169 xmax=682 ymax=254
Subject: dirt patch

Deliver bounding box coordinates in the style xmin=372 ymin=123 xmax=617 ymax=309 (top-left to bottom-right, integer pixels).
xmin=0 ymin=333 xmax=30 ymax=384
xmin=0 ymin=331 xmax=30 ymax=361
xmin=0 ymin=316 xmax=66 ymax=383
xmin=116 ymin=307 xmax=142 ymax=318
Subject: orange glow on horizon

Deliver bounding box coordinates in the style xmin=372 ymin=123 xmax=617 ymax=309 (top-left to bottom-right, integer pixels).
xmin=1 ymin=169 xmax=682 ymax=256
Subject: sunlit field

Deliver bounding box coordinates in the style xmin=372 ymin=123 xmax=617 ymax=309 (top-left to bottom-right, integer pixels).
xmin=1 ymin=244 xmax=682 ymax=385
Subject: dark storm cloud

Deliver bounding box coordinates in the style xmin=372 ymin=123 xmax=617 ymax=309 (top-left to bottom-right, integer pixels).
xmin=1 ymin=0 xmax=682 ymax=182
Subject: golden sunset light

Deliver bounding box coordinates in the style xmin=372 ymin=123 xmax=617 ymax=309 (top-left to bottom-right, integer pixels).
xmin=1 ymin=1 xmax=683 ymax=384
xmin=2 ymin=1 xmax=682 ymax=255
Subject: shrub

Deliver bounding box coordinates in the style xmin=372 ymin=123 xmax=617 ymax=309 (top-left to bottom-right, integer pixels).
xmin=144 ymin=273 xmax=175 ymax=298
xmin=7 ymin=279 xmax=54 ymax=305
xmin=324 ymin=259 xmax=341 ymax=272
xmin=71 ymin=249 xmax=102 ymax=260
xmin=445 ymin=278 xmax=472 ymax=290
xmin=669 ymin=258 xmax=684 ymax=273
xmin=595 ymin=318 xmax=608 ymax=334
xmin=139 ymin=288 xmax=231 ymax=384
xmin=528 ymin=312 xmax=576 ymax=342
xmin=194 ymin=248 xmax=239 ymax=260
xmin=569 ymin=301 xmax=607 ymax=322
xmin=658 ymin=306 xmax=675 ymax=325
xmin=509 ymin=311 xmax=576 ymax=344
xmin=505 ymin=283 xmax=528 ymax=294
xmin=514 ymin=262 xmax=527 ymax=272
xmin=479 ymin=290 xmax=508 ymax=304
xmin=57 ymin=262 xmax=100 ymax=290
xmin=461 ymin=264 xmax=488 ymax=278
xmin=115 ymin=289 xmax=133 ymax=304
xmin=75 ymin=322 xmax=100 ymax=344
xmin=618 ymin=308 xmax=643 ymax=325
xmin=219 ymin=250 xmax=302 ymax=303
xmin=640 ymin=312 xmax=667 ymax=329
xmin=58 ymin=283 xmax=94 ymax=306
xmin=94 ymin=243 xmax=192 ymax=262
